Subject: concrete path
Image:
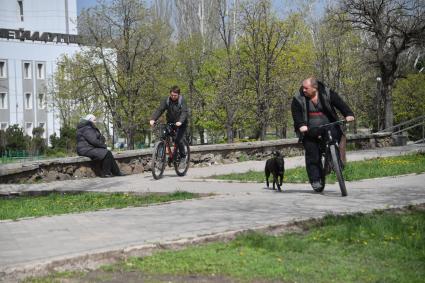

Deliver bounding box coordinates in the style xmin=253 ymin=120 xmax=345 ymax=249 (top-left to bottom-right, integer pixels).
xmin=0 ymin=144 xmax=425 ymax=281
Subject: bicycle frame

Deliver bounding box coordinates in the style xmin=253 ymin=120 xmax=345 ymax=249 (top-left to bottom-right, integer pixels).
xmin=317 ymin=120 xmax=344 ymax=165
xmin=164 ymin=135 xmax=178 ymax=164
xmin=309 ymin=120 xmax=348 ymax=196
xmin=151 ymin=122 xmax=191 ymax=180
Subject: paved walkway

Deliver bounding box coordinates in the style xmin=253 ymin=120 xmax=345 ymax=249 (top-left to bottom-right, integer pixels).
xmin=1 ymin=144 xmax=425 ymax=281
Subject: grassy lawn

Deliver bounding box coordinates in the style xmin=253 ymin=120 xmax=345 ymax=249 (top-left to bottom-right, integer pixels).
xmin=0 ymin=191 xmax=200 ymax=220
xmin=26 ymin=206 xmax=425 ymax=283
xmin=210 ymin=153 xmax=425 ymax=184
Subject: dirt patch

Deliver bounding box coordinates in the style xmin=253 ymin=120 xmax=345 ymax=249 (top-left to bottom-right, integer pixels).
xmin=58 ymin=269 xmax=286 ymax=283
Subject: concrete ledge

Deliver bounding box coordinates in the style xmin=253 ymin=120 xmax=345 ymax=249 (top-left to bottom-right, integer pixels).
xmin=0 ymin=132 xmax=392 ymax=183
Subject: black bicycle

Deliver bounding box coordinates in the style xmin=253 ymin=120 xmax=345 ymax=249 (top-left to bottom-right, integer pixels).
xmin=151 ymin=123 xmax=190 ymax=180
xmin=309 ymin=120 xmax=348 ymax=196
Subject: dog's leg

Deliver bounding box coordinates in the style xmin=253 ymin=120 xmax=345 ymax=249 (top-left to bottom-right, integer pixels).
xmin=276 ymin=174 xmax=281 ymax=191
xmin=272 ymin=174 xmax=276 ymax=190
xmin=278 ymin=173 xmax=283 ymax=191
xmin=265 ymin=170 xmax=270 ymax=188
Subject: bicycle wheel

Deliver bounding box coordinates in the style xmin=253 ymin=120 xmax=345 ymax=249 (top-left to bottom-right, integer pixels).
xmin=330 ymin=144 xmax=347 ymax=196
xmin=152 ymin=141 xmax=166 ymax=180
xmin=174 ymin=139 xmax=190 ymax=176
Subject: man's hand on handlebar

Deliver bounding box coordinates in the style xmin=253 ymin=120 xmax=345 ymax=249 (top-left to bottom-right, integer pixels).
xmin=149 ymin=120 xmax=155 ymax=126
xmin=299 ymin=125 xmax=308 ymax=133
xmin=176 ymin=122 xmax=182 ymax=127
xmin=345 ymin=116 xmax=354 ymax=122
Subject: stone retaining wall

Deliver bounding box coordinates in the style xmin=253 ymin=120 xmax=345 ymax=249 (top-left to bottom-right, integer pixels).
xmin=0 ymin=133 xmax=392 ymax=184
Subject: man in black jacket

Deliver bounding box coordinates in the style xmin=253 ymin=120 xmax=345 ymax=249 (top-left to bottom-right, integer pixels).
xmin=291 ymin=77 xmax=354 ymax=192
xmin=77 ymin=114 xmax=124 ymax=178
xmin=150 ymin=86 xmax=188 ymax=158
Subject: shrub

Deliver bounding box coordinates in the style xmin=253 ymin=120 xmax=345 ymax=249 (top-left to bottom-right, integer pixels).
xmin=0 ymin=130 xmax=6 ymax=155
xmin=49 ymin=125 xmax=76 ymax=154
xmin=30 ymin=127 xmax=47 ymax=155
xmin=5 ymin=124 xmax=29 ymax=151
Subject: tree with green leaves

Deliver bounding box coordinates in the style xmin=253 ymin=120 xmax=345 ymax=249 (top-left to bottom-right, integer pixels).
xmin=239 ymin=0 xmax=291 ymax=140
xmin=48 ymin=54 xmax=104 ymax=129
xmin=313 ymin=13 xmax=374 ymax=132
xmin=336 ymin=0 xmax=425 ymax=130
xmin=78 ymin=0 xmax=171 ymax=149
xmin=172 ymin=0 xmax=221 ymax=144
xmin=272 ymin=13 xmax=316 ymax=138
xmin=392 ymin=73 xmax=425 ymax=140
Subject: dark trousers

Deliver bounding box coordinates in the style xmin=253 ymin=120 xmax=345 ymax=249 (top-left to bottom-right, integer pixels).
xmin=302 ymin=126 xmax=341 ymax=183
xmin=102 ymin=151 xmax=121 ymax=176
xmin=175 ymin=123 xmax=187 ymax=157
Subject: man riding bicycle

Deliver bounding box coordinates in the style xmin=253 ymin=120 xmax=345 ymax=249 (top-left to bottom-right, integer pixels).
xmin=291 ymin=77 xmax=354 ymax=192
xmin=150 ymin=85 xmax=188 ymax=159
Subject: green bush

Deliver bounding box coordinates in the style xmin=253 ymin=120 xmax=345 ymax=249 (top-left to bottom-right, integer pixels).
xmin=0 ymin=130 xmax=6 ymax=155
xmin=393 ymin=73 xmax=425 ymax=140
xmin=49 ymin=125 xmax=77 ymax=154
xmin=30 ymin=127 xmax=47 ymax=155
xmin=5 ymin=124 xmax=29 ymax=151
xmin=45 ymin=148 xmax=68 ymax=158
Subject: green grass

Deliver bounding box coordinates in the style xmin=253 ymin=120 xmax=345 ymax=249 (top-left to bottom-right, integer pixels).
xmin=107 ymin=207 xmax=425 ymax=282
xmin=23 ymin=207 xmax=425 ymax=283
xmin=0 ymin=191 xmax=199 ymax=220
xmin=210 ymin=153 xmax=425 ymax=184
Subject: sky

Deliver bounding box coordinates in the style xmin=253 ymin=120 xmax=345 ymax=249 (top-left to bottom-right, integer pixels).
xmin=77 ymin=0 xmax=98 ymax=14
xmin=77 ymin=0 xmax=327 ymax=17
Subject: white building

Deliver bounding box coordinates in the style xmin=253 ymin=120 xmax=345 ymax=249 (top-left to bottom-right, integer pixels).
xmin=0 ymin=0 xmax=80 ymax=141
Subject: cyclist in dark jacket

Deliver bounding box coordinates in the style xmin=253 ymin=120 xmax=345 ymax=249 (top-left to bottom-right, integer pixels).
xmin=77 ymin=114 xmax=124 ymax=178
xmin=150 ymin=86 xmax=188 ymax=158
xmin=291 ymin=77 xmax=354 ymax=191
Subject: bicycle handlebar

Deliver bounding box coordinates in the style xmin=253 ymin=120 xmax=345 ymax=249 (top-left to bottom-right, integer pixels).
xmin=316 ymin=120 xmax=346 ymax=130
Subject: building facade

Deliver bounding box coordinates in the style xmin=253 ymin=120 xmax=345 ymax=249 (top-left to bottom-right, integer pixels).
xmin=0 ymin=0 xmax=80 ymax=141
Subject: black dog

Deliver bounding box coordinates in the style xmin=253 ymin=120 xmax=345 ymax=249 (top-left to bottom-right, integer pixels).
xmin=265 ymin=151 xmax=285 ymax=191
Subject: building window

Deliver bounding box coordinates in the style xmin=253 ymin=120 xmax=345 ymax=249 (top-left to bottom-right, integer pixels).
xmin=37 ymin=63 xmax=45 ymax=79
xmin=38 ymin=93 xmax=45 ymax=109
xmin=39 ymin=122 xmax=46 ymax=138
xmin=0 ymin=123 xmax=8 ymax=131
xmin=24 ymin=62 xmax=31 ymax=79
xmin=0 ymin=93 xmax=7 ymax=109
xmin=25 ymin=92 xmax=32 ymax=109
xmin=0 ymin=61 xmax=6 ymax=78
xmin=26 ymin=122 xmax=33 ymax=136
xmin=18 ymin=1 xmax=24 ymax=21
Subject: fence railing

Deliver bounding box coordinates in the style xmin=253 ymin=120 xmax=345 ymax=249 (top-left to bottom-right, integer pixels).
xmin=377 ymin=115 xmax=425 ymax=144
xmin=1 ymin=150 xmax=44 ymax=164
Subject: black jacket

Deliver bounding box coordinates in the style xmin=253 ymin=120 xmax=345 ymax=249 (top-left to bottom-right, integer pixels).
xmin=76 ymin=120 xmax=108 ymax=160
xmin=291 ymin=81 xmax=354 ymax=136
xmin=151 ymin=96 xmax=188 ymax=124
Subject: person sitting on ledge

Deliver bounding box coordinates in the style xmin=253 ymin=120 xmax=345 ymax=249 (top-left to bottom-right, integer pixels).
xmin=76 ymin=114 xmax=125 ymax=178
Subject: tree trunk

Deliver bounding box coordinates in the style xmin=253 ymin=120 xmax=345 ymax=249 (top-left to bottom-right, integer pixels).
xmin=126 ymin=128 xmax=134 ymax=150
xmin=260 ymin=123 xmax=267 ymax=141
xmin=226 ymin=123 xmax=234 ymax=143
xmin=198 ymin=127 xmax=205 ymax=144
xmin=380 ymin=78 xmax=394 ymax=130
xmin=383 ymin=84 xmax=394 ymax=130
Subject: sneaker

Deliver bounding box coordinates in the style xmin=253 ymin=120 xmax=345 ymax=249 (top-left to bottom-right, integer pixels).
xmin=311 ymin=180 xmax=324 ymax=192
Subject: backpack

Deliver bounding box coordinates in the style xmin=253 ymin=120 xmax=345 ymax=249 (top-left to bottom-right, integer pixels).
xmin=166 ymin=95 xmax=183 ymax=109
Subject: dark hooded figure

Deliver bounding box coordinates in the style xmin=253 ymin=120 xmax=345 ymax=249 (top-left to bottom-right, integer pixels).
xmin=76 ymin=114 xmax=124 ymax=177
